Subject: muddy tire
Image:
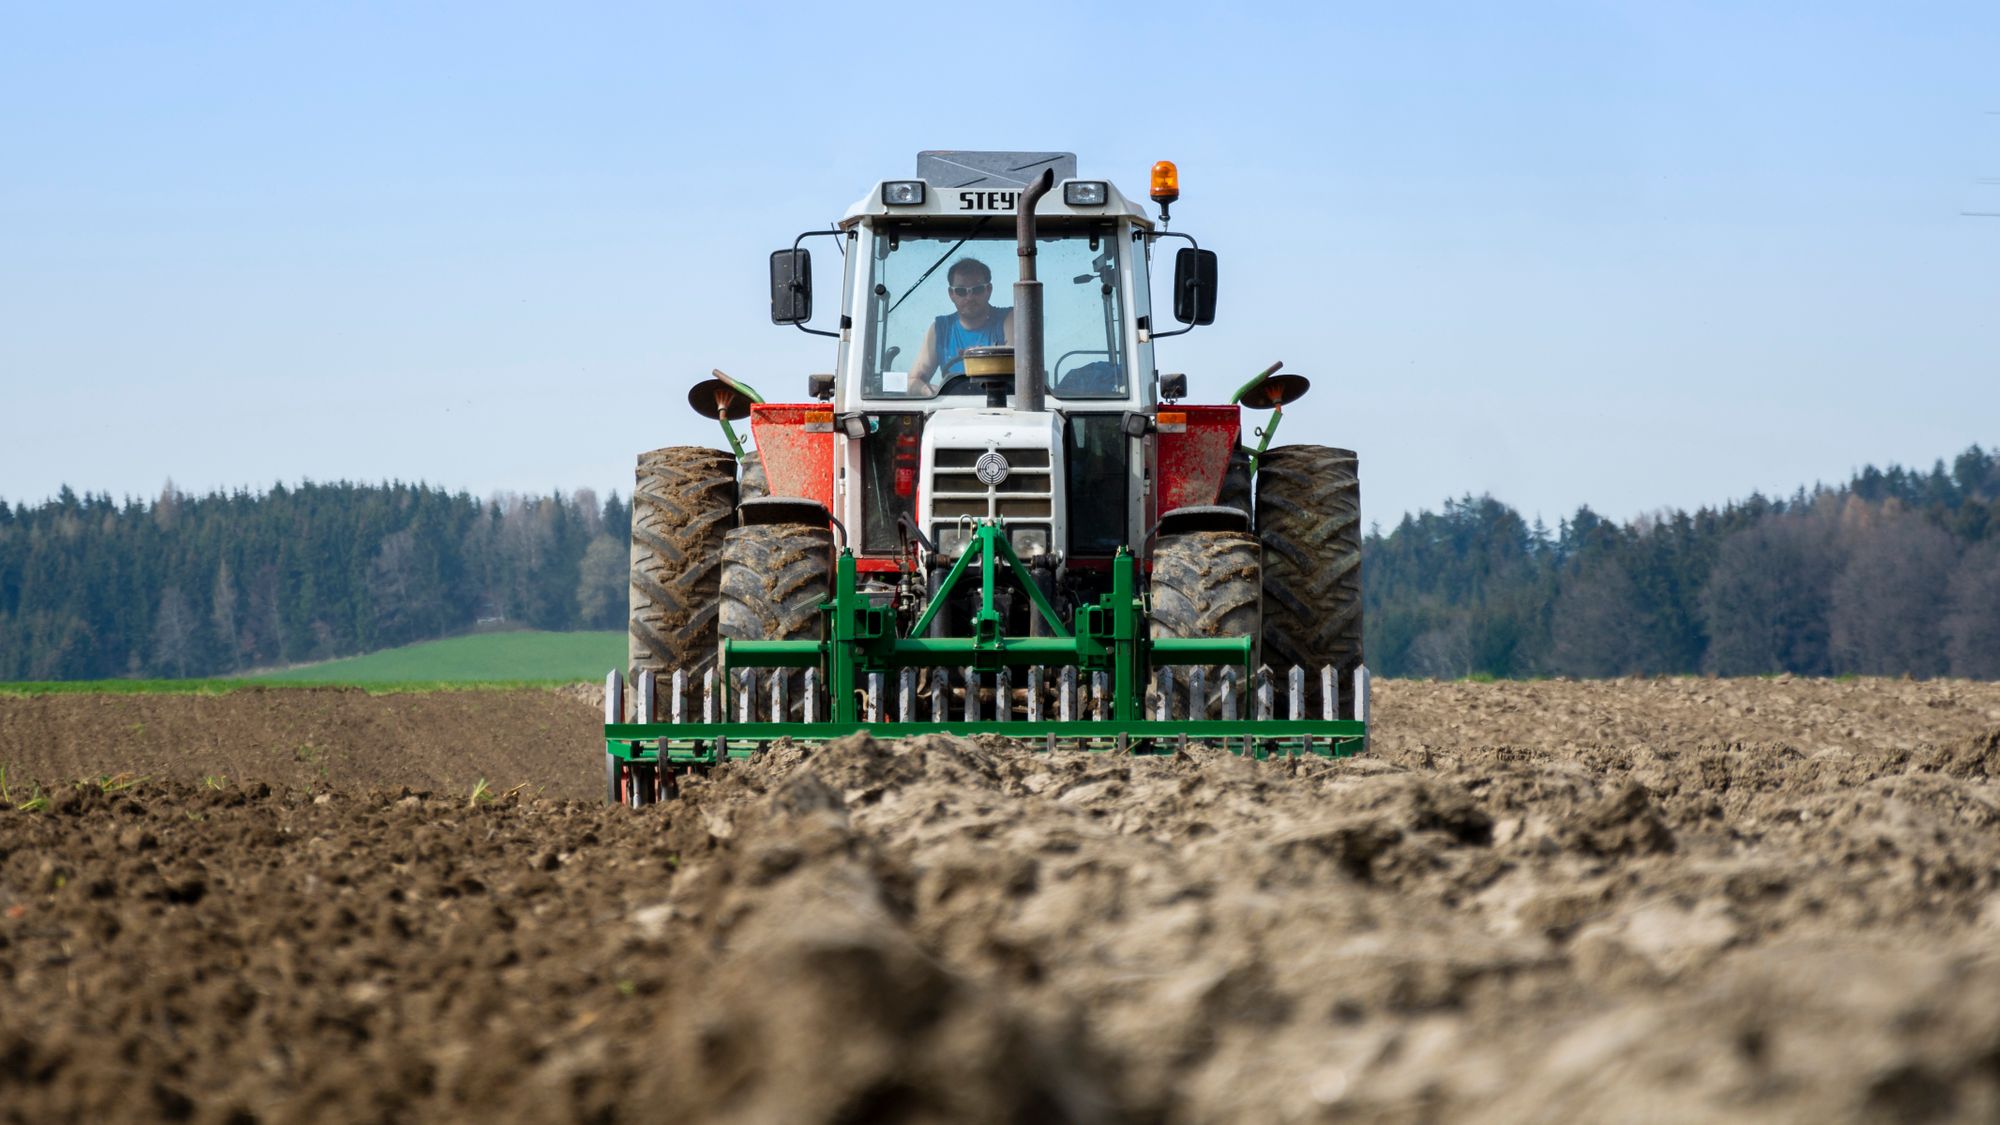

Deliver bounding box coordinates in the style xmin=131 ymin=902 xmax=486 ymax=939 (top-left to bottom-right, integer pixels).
xmin=1149 ymin=530 xmax=1261 ymax=718
xmin=1256 ymin=445 xmax=1363 ymax=717
xmin=629 ymin=447 xmax=738 ymax=685
xmin=720 ymin=521 xmax=832 ymax=720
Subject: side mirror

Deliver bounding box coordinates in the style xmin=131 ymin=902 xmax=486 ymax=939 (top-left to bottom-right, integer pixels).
xmin=1158 ymin=372 xmax=1187 ymax=401
xmin=770 ymin=249 xmax=812 ymax=325
xmin=1172 ymin=248 xmax=1218 ymax=326
xmin=807 ymin=372 xmax=835 ymax=400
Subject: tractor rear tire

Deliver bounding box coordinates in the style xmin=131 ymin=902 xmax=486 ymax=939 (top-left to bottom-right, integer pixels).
xmin=720 ymin=521 xmax=832 ymax=720
xmin=629 ymin=446 xmax=738 ymax=686
xmin=1256 ymin=445 xmax=1363 ymax=717
xmin=1149 ymin=530 xmax=1261 ymax=718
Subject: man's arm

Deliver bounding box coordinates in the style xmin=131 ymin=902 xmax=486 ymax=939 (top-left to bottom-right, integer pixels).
xmin=905 ymin=323 xmax=940 ymax=398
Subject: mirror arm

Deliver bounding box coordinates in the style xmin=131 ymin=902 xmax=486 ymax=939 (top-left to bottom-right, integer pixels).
xmin=786 ymin=230 xmax=843 ymax=338
xmin=1147 ymin=230 xmax=1203 ymax=339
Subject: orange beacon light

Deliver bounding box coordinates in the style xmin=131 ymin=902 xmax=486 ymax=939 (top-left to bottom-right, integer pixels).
xmin=1150 ymin=160 xmax=1180 ymax=221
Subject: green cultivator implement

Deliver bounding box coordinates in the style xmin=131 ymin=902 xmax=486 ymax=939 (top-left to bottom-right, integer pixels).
xmin=604 ymin=152 xmax=1369 ymax=803
xmin=605 ymin=522 xmax=1369 ymax=802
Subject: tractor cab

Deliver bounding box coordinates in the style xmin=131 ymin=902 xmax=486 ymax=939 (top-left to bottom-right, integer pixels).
xmin=763 ymin=152 xmax=1222 ymax=619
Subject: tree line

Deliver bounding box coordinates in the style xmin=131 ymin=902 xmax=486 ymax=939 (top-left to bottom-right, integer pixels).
xmin=0 ymin=481 xmax=630 ymax=680
xmin=1364 ymin=445 xmax=2000 ymax=679
xmin=4 ymin=445 xmax=1997 ymax=681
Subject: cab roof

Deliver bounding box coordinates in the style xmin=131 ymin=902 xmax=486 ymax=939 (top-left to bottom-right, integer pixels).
xmin=839 ymin=149 xmax=1154 ymax=228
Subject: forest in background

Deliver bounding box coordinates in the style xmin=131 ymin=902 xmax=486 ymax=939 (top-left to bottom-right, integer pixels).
xmin=1367 ymin=445 xmax=2000 ymax=679
xmin=0 ymin=482 xmax=629 ymax=680
xmin=2 ymin=445 xmax=1997 ymax=681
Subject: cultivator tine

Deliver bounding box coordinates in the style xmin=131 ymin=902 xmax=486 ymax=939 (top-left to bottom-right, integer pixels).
xmin=803 ymin=668 xmax=818 ymax=723
xmin=963 ymin=667 xmax=979 ymax=721
xmin=605 ymin=670 xmax=624 ymax=724
xmin=770 ymin=670 xmax=787 ymax=723
xmin=702 ymin=669 xmax=716 ymax=723
xmin=1091 ymin=672 xmax=1107 ymax=722
xmin=1028 ymin=666 xmax=1044 ymax=722
xmin=996 ymin=669 xmax=1012 ymax=722
xmin=1296 ymin=665 xmax=1319 ymax=756
xmin=865 ymin=671 xmax=883 ymax=722
xmin=1188 ymin=667 xmax=1206 ymax=721
xmin=637 ymin=670 xmax=657 ymax=724
xmin=1357 ymin=665 xmax=1372 ymax=753
xmin=1220 ymin=668 xmax=1237 ymax=722
xmin=671 ymin=670 xmax=687 ymax=725
xmin=1255 ymin=667 xmax=1274 ymax=722
xmin=899 ymin=668 xmax=916 ymax=722
xmin=1155 ymin=668 xmax=1173 ymax=721
xmin=1059 ymin=666 xmax=1076 ymax=722
xmin=737 ymin=670 xmax=754 ymax=723
xmin=1323 ymin=665 xmax=1337 ymax=721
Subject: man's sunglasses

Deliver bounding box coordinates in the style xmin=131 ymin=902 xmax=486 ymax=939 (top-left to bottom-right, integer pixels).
xmin=947 ymin=282 xmax=992 ymax=298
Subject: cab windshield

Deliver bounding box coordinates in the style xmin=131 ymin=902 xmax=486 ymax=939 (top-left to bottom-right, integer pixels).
xmin=860 ymin=223 xmax=1127 ymax=400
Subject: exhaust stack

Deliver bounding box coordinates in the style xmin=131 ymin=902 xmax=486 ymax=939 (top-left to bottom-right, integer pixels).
xmin=1012 ymin=168 xmax=1055 ymax=414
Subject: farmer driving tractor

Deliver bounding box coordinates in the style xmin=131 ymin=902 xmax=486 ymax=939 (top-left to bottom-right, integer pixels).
xmin=907 ymin=257 xmax=1014 ymax=395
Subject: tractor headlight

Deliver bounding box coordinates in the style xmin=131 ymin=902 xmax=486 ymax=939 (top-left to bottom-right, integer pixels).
xmin=935 ymin=526 xmax=969 ymax=557
xmin=1011 ymin=528 xmax=1049 ymax=557
xmin=882 ymin=181 xmax=926 ymax=206
xmin=1063 ymin=181 xmax=1108 ymax=206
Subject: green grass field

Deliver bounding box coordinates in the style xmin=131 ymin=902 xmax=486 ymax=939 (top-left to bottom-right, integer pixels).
xmin=0 ymin=630 xmax=625 ymax=695
xmin=254 ymin=630 xmax=624 ymax=684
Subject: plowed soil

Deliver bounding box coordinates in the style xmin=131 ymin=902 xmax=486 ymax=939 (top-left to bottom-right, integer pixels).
xmin=4 ymin=678 xmax=2000 ymax=1123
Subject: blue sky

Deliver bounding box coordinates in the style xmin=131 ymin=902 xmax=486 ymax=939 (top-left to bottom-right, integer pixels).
xmin=2 ymin=1 xmax=1995 ymax=528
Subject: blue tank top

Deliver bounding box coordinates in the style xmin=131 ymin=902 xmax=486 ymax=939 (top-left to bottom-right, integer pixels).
xmin=933 ymin=307 xmax=1012 ymax=376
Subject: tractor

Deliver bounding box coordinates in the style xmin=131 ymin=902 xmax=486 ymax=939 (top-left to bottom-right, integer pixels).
xmin=603 ymin=151 xmax=1367 ymax=804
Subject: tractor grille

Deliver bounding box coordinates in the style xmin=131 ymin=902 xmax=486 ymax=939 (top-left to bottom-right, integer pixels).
xmin=931 ymin=448 xmax=1052 ymax=550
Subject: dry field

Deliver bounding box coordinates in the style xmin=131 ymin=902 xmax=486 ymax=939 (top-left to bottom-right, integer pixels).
xmin=3 ymin=678 xmax=1999 ymax=1123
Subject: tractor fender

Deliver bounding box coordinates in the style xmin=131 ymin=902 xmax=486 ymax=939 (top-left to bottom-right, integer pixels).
xmin=746 ymin=404 xmax=835 ymax=510
xmin=1156 ymin=404 xmax=1241 ymax=511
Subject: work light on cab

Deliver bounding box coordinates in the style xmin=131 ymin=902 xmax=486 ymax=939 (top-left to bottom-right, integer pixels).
xmin=1063 ymin=180 xmax=1108 ymax=206
xmin=882 ymin=181 xmax=926 ymax=206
